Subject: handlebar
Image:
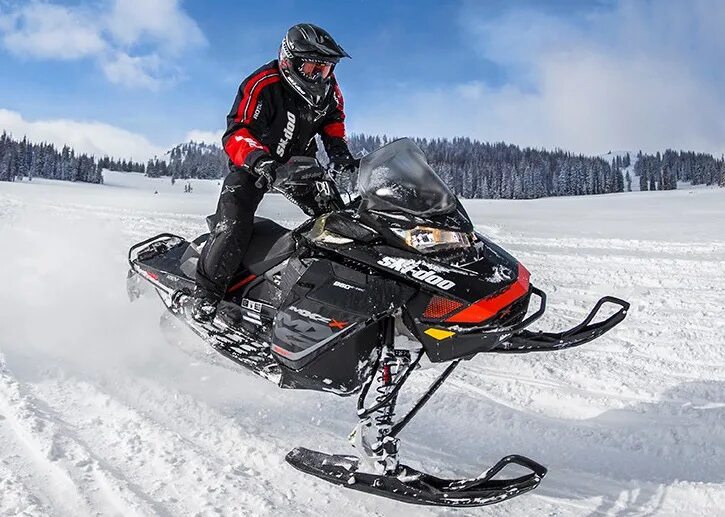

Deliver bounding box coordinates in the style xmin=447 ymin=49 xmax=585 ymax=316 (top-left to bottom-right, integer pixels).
xmin=254 ymin=170 xmax=275 ymax=189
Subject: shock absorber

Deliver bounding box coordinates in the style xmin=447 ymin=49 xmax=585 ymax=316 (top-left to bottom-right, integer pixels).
xmin=370 ymin=343 xmax=410 ymax=474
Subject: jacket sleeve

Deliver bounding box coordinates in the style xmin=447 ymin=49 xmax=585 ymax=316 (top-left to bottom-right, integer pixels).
xmin=319 ymin=79 xmax=353 ymax=161
xmin=222 ymin=70 xmax=280 ymax=169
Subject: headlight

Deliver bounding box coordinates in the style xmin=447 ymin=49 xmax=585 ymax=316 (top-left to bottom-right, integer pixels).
xmin=391 ymin=226 xmax=472 ymax=253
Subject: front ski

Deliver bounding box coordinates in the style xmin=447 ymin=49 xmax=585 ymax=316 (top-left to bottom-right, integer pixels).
xmin=286 ymin=447 xmax=546 ymax=507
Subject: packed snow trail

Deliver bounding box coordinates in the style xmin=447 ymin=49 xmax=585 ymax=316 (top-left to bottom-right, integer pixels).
xmin=0 ymin=173 xmax=723 ymax=516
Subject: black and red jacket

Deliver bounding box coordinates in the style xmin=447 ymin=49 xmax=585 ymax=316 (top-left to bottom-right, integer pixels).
xmin=222 ymin=60 xmax=353 ymax=170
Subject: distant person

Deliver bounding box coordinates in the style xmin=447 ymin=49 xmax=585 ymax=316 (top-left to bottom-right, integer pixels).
xmin=190 ymin=23 xmax=358 ymax=322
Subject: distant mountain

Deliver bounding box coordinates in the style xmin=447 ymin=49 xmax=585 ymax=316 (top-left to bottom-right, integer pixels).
xmin=146 ymin=141 xmax=227 ymax=179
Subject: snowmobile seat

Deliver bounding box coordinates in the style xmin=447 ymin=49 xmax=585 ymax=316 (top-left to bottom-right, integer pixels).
xmin=201 ymin=214 xmax=295 ymax=278
xmin=241 ymin=217 xmax=295 ymax=275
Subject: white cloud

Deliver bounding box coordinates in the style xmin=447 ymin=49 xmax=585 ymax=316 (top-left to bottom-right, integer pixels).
xmin=105 ymin=0 xmax=205 ymax=54
xmin=184 ymin=129 xmax=224 ymax=145
xmin=354 ymin=1 xmax=725 ymax=156
xmin=0 ymin=0 xmax=205 ymax=90
xmin=1 ymin=3 xmax=105 ymax=60
xmin=101 ymin=52 xmax=166 ymax=91
xmin=0 ymin=108 xmax=165 ymax=161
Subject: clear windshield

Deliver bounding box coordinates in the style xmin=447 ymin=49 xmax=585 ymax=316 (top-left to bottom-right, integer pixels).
xmin=357 ymin=138 xmax=456 ymax=216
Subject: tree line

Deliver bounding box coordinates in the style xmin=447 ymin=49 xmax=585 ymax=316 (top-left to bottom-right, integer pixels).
xmin=634 ymin=150 xmax=725 ymax=191
xmin=0 ymin=132 xmax=106 ymax=184
xmin=2 ymin=130 xmax=724 ymax=196
xmin=345 ymin=135 xmax=629 ymax=199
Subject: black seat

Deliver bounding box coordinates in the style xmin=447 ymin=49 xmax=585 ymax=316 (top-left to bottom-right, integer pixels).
xmin=201 ymin=215 xmax=295 ymax=280
xmin=242 ymin=217 xmax=296 ymax=274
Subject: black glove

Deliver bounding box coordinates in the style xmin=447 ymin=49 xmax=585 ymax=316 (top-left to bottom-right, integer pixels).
xmin=329 ymin=155 xmax=360 ymax=177
xmin=252 ymin=156 xmax=280 ymax=189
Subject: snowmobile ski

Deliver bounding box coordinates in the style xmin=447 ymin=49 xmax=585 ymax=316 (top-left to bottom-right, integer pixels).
xmin=285 ymin=447 xmax=547 ymax=507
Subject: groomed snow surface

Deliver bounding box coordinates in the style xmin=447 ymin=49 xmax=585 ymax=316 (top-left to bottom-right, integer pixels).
xmin=0 ymin=172 xmax=723 ymax=516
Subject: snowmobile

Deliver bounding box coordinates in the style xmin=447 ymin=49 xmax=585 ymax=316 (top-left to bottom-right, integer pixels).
xmin=127 ymin=138 xmax=629 ymax=508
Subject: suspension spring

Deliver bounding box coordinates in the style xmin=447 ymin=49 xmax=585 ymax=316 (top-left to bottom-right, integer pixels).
xmin=373 ymin=346 xmax=411 ymax=435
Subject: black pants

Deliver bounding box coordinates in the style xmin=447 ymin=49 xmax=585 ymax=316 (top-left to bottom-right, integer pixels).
xmin=196 ymin=169 xmax=265 ymax=299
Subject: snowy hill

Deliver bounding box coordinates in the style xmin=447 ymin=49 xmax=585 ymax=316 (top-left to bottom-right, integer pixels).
xmin=600 ymin=150 xmax=639 ymax=191
xmin=165 ymin=140 xmax=221 ymax=160
xmin=0 ymin=172 xmax=724 ymax=516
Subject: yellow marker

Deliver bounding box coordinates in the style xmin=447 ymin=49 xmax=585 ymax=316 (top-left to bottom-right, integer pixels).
xmin=424 ymin=328 xmax=456 ymax=341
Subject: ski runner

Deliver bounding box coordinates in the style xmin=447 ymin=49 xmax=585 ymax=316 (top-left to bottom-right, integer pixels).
xmin=191 ymin=23 xmax=359 ymax=322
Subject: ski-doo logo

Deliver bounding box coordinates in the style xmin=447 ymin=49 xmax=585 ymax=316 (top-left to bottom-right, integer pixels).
xmin=377 ymin=257 xmax=456 ymax=291
xmin=276 ymin=112 xmax=296 ymax=157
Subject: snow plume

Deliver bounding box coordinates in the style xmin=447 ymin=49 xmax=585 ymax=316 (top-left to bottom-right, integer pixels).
xmin=355 ymin=0 xmax=725 ymax=156
xmin=0 ymin=209 xmax=162 ymax=374
xmin=0 ymin=0 xmax=205 ymax=90
xmin=0 ymin=108 xmax=164 ymax=161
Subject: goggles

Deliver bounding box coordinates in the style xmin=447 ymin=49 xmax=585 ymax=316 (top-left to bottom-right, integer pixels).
xmin=299 ymin=60 xmax=333 ymax=81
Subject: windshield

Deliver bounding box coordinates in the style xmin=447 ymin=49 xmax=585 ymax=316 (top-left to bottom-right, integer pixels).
xmin=357 ymin=138 xmax=456 ymax=216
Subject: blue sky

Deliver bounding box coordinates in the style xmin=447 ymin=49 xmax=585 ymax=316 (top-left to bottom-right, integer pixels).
xmin=0 ymin=0 xmax=723 ymax=160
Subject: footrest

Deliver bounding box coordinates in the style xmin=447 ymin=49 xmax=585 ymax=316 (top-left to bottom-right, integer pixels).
xmin=286 ymin=447 xmax=546 ymax=507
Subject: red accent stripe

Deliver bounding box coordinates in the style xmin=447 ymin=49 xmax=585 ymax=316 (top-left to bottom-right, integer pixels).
xmin=332 ymin=81 xmax=345 ymax=117
xmin=227 ymin=274 xmax=257 ymax=293
xmin=445 ymin=263 xmax=530 ymax=324
xmin=243 ymin=75 xmax=280 ymax=124
xmin=224 ymin=128 xmax=269 ymax=167
xmin=322 ymin=121 xmax=346 ymax=138
xmin=235 ymin=71 xmax=280 ymax=125
xmin=272 ymin=344 xmax=291 ymax=357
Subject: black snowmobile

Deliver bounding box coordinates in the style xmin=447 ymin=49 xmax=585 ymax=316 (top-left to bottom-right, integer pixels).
xmin=127 ymin=138 xmax=629 ymax=508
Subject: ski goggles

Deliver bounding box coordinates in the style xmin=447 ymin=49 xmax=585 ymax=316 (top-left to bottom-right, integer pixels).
xmin=299 ymin=60 xmax=333 ymax=81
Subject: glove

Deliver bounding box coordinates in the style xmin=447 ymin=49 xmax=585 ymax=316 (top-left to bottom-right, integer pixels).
xmin=329 ymin=155 xmax=360 ymax=177
xmin=252 ymin=156 xmax=280 ymax=189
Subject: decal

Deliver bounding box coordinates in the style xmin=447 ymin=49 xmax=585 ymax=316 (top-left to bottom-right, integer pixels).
xmin=287 ymin=306 xmax=348 ymax=331
xmin=332 ymin=280 xmax=364 ymax=293
xmin=328 ymin=319 xmax=348 ymax=330
xmin=424 ymin=328 xmax=456 ymax=341
xmin=276 ymin=111 xmax=296 ymax=157
xmin=235 ymin=135 xmax=264 ymax=150
xmin=241 ymin=299 xmax=263 ymax=313
xmin=252 ymin=101 xmax=263 ymax=120
xmin=288 ymin=305 xmax=331 ymax=323
xmin=315 ymin=180 xmax=332 ymax=196
xmin=377 ymin=257 xmax=456 ymax=291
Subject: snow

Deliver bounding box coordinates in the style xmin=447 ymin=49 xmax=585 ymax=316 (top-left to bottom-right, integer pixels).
xmin=1 ymin=171 xmax=724 ymax=516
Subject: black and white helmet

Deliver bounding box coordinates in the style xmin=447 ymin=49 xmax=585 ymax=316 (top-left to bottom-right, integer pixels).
xmin=278 ymin=23 xmax=349 ymax=108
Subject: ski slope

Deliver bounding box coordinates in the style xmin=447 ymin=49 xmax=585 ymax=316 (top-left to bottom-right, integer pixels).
xmin=1 ymin=172 xmax=723 ymax=516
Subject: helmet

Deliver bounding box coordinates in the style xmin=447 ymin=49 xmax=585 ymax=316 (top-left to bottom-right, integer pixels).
xmin=278 ymin=23 xmax=350 ymax=108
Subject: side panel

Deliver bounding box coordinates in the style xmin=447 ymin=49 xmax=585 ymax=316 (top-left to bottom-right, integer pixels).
xmin=271 ymin=259 xmax=414 ymax=394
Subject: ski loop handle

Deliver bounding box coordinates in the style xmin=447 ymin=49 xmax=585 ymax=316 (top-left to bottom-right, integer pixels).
xmin=499 ymin=295 xmax=630 ymax=353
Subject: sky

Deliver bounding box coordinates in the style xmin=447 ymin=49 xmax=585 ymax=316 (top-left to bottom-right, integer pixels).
xmin=0 ymin=0 xmax=724 ymax=161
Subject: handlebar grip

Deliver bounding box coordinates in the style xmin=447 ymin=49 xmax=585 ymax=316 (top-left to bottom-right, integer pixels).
xmin=255 ymin=171 xmax=272 ymax=189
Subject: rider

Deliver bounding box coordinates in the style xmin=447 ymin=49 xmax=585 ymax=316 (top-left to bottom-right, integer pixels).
xmin=191 ymin=23 xmax=359 ymax=322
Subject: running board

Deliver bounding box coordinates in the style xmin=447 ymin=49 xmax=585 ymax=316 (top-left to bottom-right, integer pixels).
xmin=286 ymin=447 xmax=546 ymax=507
